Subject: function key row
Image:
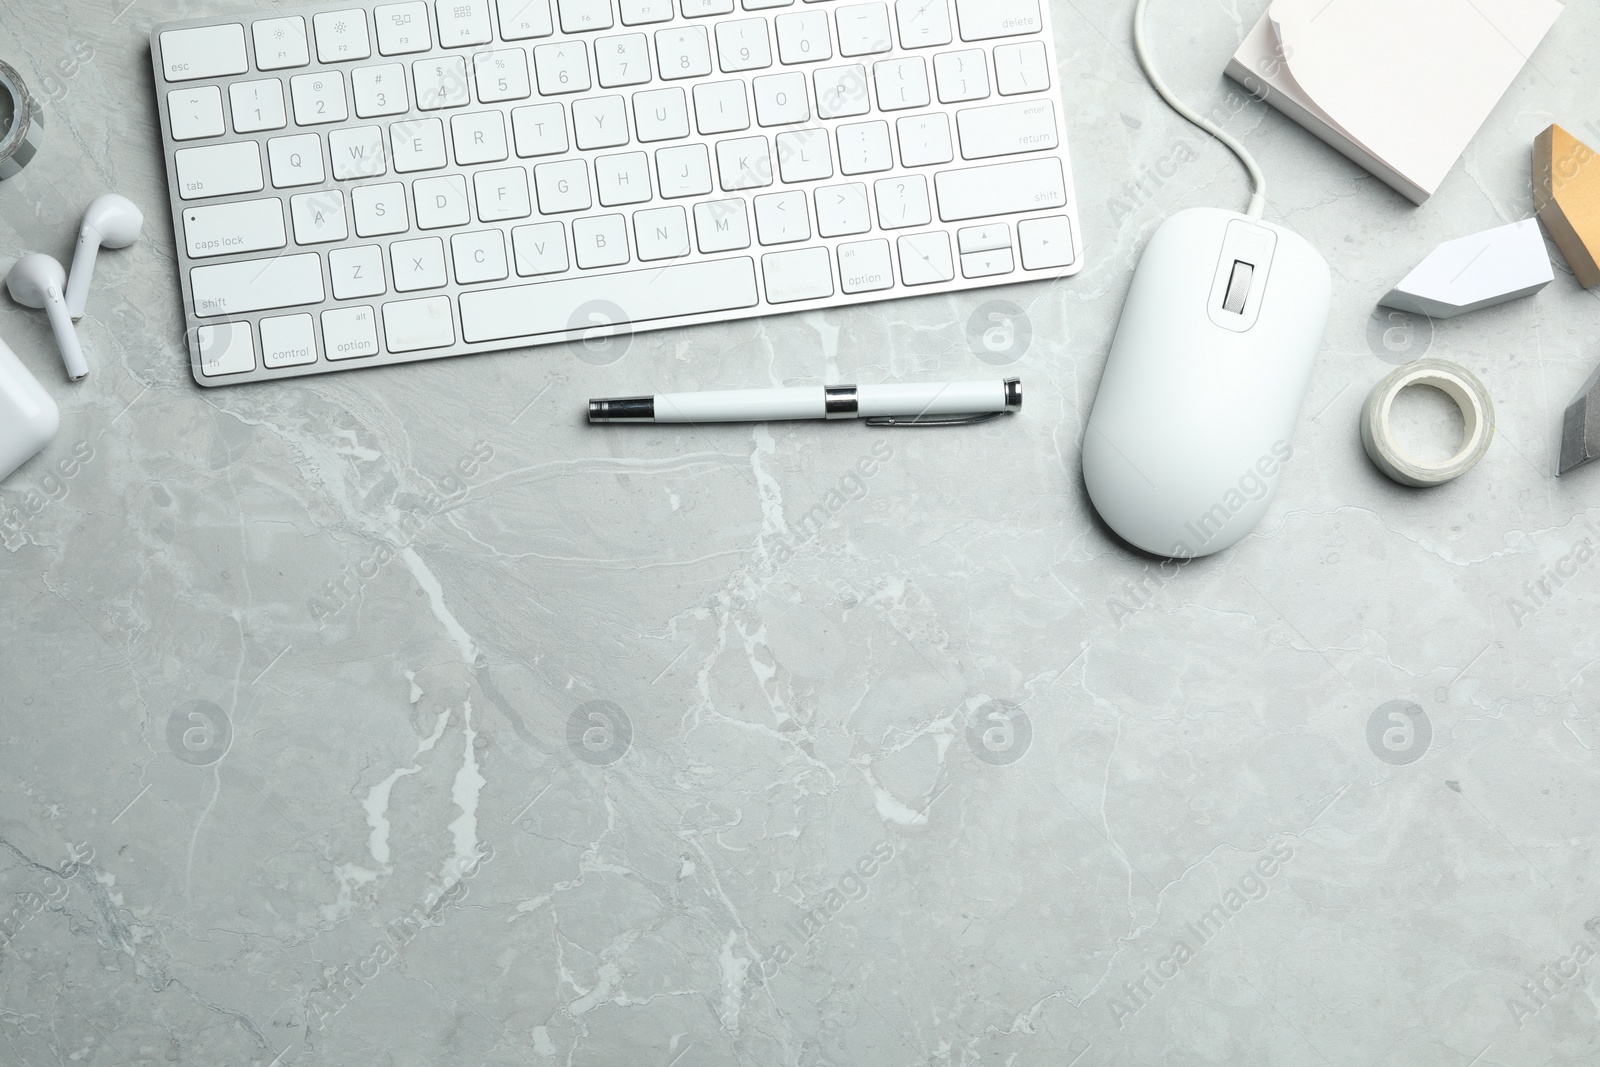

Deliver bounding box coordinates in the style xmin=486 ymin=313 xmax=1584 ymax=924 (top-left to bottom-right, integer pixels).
xmin=159 ymin=0 xmax=1044 ymax=82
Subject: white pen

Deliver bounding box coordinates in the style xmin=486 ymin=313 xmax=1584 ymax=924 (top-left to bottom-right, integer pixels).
xmin=589 ymin=378 xmax=1022 ymax=426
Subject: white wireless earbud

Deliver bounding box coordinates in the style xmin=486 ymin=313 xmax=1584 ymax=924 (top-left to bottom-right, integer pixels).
xmin=65 ymin=194 xmax=144 ymax=320
xmin=8 ymin=254 xmax=88 ymax=382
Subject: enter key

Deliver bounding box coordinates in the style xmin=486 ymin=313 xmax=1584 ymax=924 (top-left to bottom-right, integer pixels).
xmin=956 ymin=99 xmax=1059 ymax=160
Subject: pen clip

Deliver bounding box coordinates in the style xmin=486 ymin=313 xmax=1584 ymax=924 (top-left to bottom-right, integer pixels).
xmin=864 ymin=411 xmax=1007 ymax=428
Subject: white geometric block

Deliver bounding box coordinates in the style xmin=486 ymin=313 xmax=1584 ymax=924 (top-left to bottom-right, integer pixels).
xmin=1379 ymin=218 xmax=1553 ymax=319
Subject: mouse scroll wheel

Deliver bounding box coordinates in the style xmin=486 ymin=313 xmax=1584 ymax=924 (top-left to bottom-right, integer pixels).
xmin=1223 ymin=260 xmax=1255 ymax=315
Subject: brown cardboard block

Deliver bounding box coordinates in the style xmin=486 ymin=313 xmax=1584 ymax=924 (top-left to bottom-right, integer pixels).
xmin=1535 ymin=124 xmax=1600 ymax=289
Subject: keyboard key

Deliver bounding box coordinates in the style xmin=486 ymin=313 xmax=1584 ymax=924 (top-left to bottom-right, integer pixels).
xmin=873 ymin=57 xmax=929 ymax=110
xmin=837 ymin=120 xmax=892 ymax=175
xmin=753 ymin=72 xmax=808 ymax=126
xmin=390 ymin=117 xmax=449 ymax=171
xmin=895 ymin=0 xmax=952 ymax=48
xmin=933 ymin=157 xmax=1065 ymax=221
xmin=475 ymin=49 xmax=533 ymax=101
xmin=391 ymin=236 xmax=449 ymax=290
xmin=353 ymin=64 xmax=411 ymax=117
xmin=414 ymin=57 xmax=471 ymax=109
xmin=897 ymin=230 xmax=953 ymax=284
xmin=459 ymin=259 xmax=759 ymax=342
xmin=291 ymin=190 xmax=349 ymax=244
xmin=874 ymin=174 xmax=931 ymax=229
xmin=324 ymin=305 xmax=382 ymax=359
xmin=743 ymin=0 xmax=795 ymax=8
xmin=512 ymin=222 xmax=570 ymax=274
xmin=353 ymin=182 xmax=410 ymax=236
xmin=535 ymin=159 xmax=593 ymax=212
xmin=573 ymin=95 xmax=630 ymax=150
xmin=596 ymin=152 xmax=653 ymax=205
xmin=634 ymin=88 xmax=690 ymax=142
xmin=693 ymin=81 xmax=750 ymax=134
xmin=313 ymin=10 xmax=372 ymax=62
xmin=838 ymin=238 xmax=893 ymax=292
xmin=414 ymin=175 xmax=471 ymax=228
xmin=261 ymin=314 xmax=319 ymax=368
xmin=382 ymin=296 xmax=455 ymax=353
xmin=815 ymin=64 xmax=870 ymax=118
xmin=597 ymin=34 xmax=652 ymax=87
xmin=437 ymin=0 xmax=493 ymax=47
xmin=762 ymin=247 xmax=833 ymax=302
xmin=534 ymin=42 xmax=592 ymax=94
xmin=161 ymin=24 xmax=248 ymax=82
xmin=716 ymin=136 xmax=772 ymax=190
xmin=451 ymin=229 xmax=510 ymax=283
xmin=634 ymin=206 xmax=691 ymax=260
xmin=511 ymin=103 xmax=570 ymax=156
xmin=1018 ymin=215 xmax=1074 ymax=270
xmin=755 ymin=190 xmax=810 ymax=245
xmin=694 ymin=199 xmax=751 ymax=251
xmin=815 ymin=182 xmax=870 ymax=236
xmin=182 ymin=198 xmax=287 ymax=259
xmin=197 ymin=321 xmax=255 ymax=376
xmin=957 ymin=223 xmax=1009 ymax=253
xmin=657 ymin=27 xmax=713 ymax=80
xmin=775 ymin=11 xmax=832 ymax=64
xmin=168 ymin=87 xmax=225 ymax=141
xmin=574 ymin=214 xmax=631 ymax=267
xmin=267 ymin=133 xmax=325 ymax=187
xmin=995 ymin=40 xmax=1050 ymax=95
xmin=475 ymin=167 xmax=534 ymax=220
xmin=837 ymin=4 xmax=893 ymax=57
xmin=683 ymin=0 xmax=736 ymax=14
xmin=192 ymin=253 xmax=325 ymax=316
xmin=896 ymin=112 xmax=952 ymax=166
xmin=933 ymin=49 xmax=988 ymax=103
xmin=620 ymin=0 xmax=675 ymax=24
xmin=499 ymin=0 xmax=556 ymax=39
xmin=953 ymin=0 xmax=1041 ymax=41
xmin=452 ymin=111 xmax=510 ymax=164
xmin=776 ymin=128 xmax=833 ymax=181
xmin=716 ymin=19 xmax=773 ymax=72
xmin=961 ymin=247 xmax=1013 ymax=278
xmin=230 ymin=80 xmax=288 ymax=133
xmin=374 ymin=2 xmax=432 ymax=54
xmin=290 ymin=72 xmax=349 ymax=125
xmin=253 ymin=18 xmax=310 ymax=71
xmin=330 ymin=245 xmax=388 ymax=298
xmin=558 ymin=0 xmax=615 ymax=33
xmin=657 ymin=144 xmax=714 ymax=197
xmin=176 ymin=141 xmax=264 ymax=199
xmin=329 ymin=125 xmax=388 ymax=179
xmin=957 ymin=99 xmax=1057 ymax=160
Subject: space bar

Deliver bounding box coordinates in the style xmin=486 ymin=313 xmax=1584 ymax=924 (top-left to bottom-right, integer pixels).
xmin=459 ymin=258 xmax=760 ymax=344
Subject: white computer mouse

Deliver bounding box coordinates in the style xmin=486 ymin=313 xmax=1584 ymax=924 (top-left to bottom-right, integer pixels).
xmin=0 ymin=334 xmax=60 ymax=483
xmin=1083 ymin=207 xmax=1331 ymax=558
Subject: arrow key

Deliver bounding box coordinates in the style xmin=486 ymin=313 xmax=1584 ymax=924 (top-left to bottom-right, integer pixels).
xmin=1018 ymin=214 xmax=1074 ymax=271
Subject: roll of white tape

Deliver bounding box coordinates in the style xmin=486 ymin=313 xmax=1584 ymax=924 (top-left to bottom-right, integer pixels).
xmin=0 ymin=59 xmax=44 ymax=181
xmin=1360 ymin=359 xmax=1495 ymax=487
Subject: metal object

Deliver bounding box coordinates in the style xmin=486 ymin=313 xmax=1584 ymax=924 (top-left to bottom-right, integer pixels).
xmin=824 ymin=386 xmax=859 ymax=420
xmin=0 ymin=60 xmax=44 ymax=181
xmin=1558 ymin=361 xmax=1600 ymax=475
xmin=588 ymin=397 xmax=654 ymax=424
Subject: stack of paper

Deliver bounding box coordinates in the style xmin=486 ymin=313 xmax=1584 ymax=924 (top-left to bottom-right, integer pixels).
xmin=1226 ymin=0 xmax=1563 ymax=204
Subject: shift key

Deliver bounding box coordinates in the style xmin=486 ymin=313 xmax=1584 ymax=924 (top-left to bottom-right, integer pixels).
xmin=935 ymin=158 xmax=1066 ymax=222
xmin=191 ymin=253 xmax=325 ymax=316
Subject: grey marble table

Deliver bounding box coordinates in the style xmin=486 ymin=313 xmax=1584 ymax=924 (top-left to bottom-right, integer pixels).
xmin=2 ymin=1 xmax=1598 ymax=1065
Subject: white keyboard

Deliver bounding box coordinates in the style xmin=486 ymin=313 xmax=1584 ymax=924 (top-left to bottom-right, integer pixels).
xmin=150 ymin=0 xmax=1083 ymax=386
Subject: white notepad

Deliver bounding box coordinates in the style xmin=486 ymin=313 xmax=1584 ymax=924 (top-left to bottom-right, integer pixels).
xmin=1226 ymin=0 xmax=1563 ymax=204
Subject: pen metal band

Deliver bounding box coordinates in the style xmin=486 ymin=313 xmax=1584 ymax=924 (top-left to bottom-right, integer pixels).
xmin=824 ymin=386 xmax=858 ymax=419
xmin=0 ymin=60 xmax=43 ymax=182
xmin=589 ymin=397 xmax=655 ymax=423
xmin=1004 ymin=378 xmax=1022 ymax=411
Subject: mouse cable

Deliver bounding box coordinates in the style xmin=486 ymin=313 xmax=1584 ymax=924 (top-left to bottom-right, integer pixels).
xmin=1132 ymin=0 xmax=1268 ymax=219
